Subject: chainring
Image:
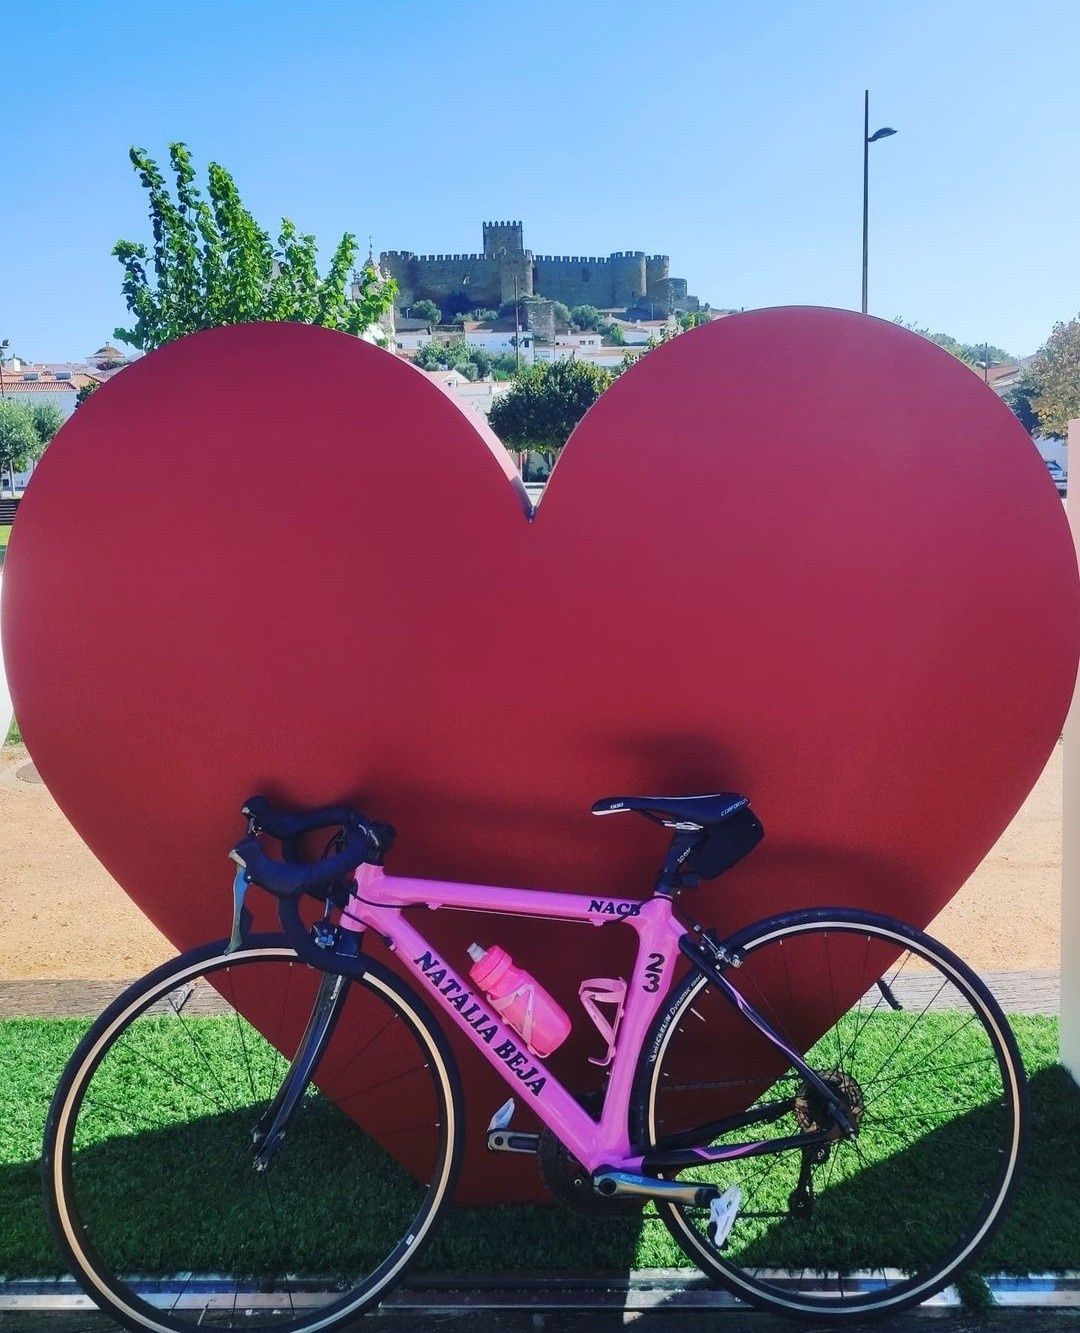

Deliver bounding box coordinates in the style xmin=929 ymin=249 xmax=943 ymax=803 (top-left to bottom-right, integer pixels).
xmin=537 ymin=1093 xmax=642 ymax=1214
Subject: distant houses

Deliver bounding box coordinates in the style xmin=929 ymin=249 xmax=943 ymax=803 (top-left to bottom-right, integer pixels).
xmin=0 ymin=344 xmax=131 ymax=494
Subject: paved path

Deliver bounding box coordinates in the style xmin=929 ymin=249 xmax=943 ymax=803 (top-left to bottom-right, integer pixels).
xmin=1 ymin=1308 xmax=1078 ymax=1332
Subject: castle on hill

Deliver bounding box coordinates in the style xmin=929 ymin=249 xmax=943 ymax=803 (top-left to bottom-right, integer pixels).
xmin=380 ymin=221 xmax=702 ymax=320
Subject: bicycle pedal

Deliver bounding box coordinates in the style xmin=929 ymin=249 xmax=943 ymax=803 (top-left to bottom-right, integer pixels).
xmin=707 ymin=1185 xmax=742 ymax=1247
xmin=487 ymin=1098 xmax=516 ymax=1133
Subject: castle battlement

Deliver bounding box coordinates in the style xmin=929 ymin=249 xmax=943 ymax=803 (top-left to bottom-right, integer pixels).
xmin=534 ymin=254 xmax=614 ymax=265
xmin=403 ymin=253 xmax=490 ymax=262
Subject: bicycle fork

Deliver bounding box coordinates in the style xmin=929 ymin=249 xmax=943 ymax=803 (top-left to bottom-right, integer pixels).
xmin=250 ymin=971 xmax=351 ymax=1171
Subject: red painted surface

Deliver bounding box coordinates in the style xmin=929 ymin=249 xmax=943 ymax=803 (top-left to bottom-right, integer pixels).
xmin=3 ymin=311 xmax=1077 ymax=1201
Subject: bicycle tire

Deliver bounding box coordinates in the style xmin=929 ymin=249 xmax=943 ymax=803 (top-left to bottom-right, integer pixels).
xmin=43 ymin=934 xmax=465 ymax=1333
xmin=630 ymin=907 xmax=1028 ymax=1320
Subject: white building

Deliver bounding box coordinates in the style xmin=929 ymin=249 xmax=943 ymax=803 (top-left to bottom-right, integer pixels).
xmin=532 ymin=344 xmax=641 ymax=371
xmin=394 ymin=329 xmax=435 ymax=353
xmin=613 ymin=318 xmax=677 ymax=345
xmin=0 ymin=348 xmax=128 ymax=494
xmin=458 ymin=329 xmax=534 ymax=356
xmin=422 ymin=370 xmax=514 ymax=419
xmin=555 ymin=332 xmax=602 ymax=350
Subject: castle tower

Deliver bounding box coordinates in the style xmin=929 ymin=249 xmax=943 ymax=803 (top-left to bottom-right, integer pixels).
xmin=609 ymin=251 xmax=647 ymax=309
xmin=645 ymin=255 xmax=671 ymax=303
xmin=483 ymin=220 xmax=524 ymax=259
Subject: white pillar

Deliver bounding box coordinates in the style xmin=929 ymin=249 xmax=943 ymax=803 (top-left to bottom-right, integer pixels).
xmin=1062 ymin=419 xmax=1080 ymax=1081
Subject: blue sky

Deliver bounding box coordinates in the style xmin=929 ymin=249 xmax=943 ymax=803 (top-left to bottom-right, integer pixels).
xmin=5 ymin=0 xmax=1077 ymax=361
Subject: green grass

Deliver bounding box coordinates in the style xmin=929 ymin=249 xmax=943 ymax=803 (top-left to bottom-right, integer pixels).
xmin=0 ymin=1015 xmax=1075 ymax=1281
xmin=0 ymin=524 xmax=10 ymax=556
xmin=3 ymin=716 xmax=19 ymax=747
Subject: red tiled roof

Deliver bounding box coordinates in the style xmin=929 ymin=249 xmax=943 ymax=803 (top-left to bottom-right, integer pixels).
xmin=0 ymin=378 xmax=77 ymax=393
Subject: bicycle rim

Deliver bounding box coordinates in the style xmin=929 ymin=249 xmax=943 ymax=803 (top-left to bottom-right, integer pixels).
xmin=634 ymin=911 xmax=1026 ymax=1318
xmin=44 ymin=938 xmax=461 ymax=1332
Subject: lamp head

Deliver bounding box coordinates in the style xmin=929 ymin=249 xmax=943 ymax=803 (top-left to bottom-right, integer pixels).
xmin=868 ymin=127 xmax=897 ymax=143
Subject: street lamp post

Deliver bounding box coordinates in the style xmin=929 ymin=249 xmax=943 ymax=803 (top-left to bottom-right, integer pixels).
xmin=862 ymin=91 xmax=897 ymax=315
xmin=513 ymin=274 xmax=521 ymax=375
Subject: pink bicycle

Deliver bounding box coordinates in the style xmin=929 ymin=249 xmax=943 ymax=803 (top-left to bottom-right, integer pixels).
xmin=44 ymin=791 xmax=1027 ymax=1329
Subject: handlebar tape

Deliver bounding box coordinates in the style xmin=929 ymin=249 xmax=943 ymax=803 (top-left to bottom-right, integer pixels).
xmin=231 ymin=824 xmax=374 ymax=898
xmin=241 ymin=794 xmax=360 ymax=840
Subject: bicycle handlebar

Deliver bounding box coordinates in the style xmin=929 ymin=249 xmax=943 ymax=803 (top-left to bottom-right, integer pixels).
xmin=241 ymin=795 xmax=362 ymax=842
xmin=231 ymin=795 xmax=394 ymax=899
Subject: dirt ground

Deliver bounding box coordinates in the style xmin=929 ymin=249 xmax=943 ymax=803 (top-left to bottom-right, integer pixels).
xmin=0 ymin=741 xmax=1065 ymax=981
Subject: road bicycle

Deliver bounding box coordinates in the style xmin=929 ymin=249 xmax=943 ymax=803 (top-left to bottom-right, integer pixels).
xmin=43 ymin=790 xmax=1027 ymax=1329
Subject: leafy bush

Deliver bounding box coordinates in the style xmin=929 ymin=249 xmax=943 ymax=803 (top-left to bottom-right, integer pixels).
xmin=412 ymin=299 xmax=442 ymax=329
xmin=570 ymin=305 xmax=603 ymax=331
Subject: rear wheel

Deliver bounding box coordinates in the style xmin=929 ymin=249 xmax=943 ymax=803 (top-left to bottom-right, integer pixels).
xmin=631 ymin=908 xmax=1027 ymax=1319
xmin=43 ymin=937 xmax=463 ymax=1332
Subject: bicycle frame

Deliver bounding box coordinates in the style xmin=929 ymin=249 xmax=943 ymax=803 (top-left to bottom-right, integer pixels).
xmin=275 ymin=861 xmax=850 ymax=1178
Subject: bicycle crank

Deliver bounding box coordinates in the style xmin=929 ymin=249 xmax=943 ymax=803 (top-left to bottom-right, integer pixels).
xmin=592 ymin=1169 xmax=720 ymax=1207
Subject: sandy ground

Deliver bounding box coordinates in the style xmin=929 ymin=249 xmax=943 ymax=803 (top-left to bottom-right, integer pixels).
xmin=0 ymin=741 xmax=1064 ymax=981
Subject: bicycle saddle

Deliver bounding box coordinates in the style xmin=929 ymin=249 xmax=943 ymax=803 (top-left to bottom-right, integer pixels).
xmin=590 ymin=792 xmax=749 ymax=827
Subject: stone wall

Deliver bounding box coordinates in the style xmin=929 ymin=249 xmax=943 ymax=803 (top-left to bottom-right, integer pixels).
xmin=382 ymin=252 xmax=502 ymax=314
xmin=382 ymin=223 xmax=699 ymax=317
xmin=532 ymin=256 xmax=615 ymax=307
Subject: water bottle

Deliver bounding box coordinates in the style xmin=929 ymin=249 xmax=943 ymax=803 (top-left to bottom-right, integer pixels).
xmin=467 ymin=943 xmax=572 ymax=1058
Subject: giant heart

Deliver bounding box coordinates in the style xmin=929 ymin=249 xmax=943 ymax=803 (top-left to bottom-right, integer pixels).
xmin=4 ymin=311 xmax=1077 ymax=1202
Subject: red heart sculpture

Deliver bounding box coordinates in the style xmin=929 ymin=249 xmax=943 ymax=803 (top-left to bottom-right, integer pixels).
xmin=4 ymin=311 xmax=1077 ymax=1202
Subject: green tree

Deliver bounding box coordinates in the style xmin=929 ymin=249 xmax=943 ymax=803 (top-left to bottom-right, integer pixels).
xmin=570 ymin=305 xmax=603 ymax=331
xmin=892 ymin=319 xmax=1012 ymax=370
xmin=0 ymin=401 xmax=39 ymax=481
xmin=75 ymin=381 xmax=99 ymax=408
xmin=0 ymin=399 xmax=62 ymax=489
xmin=498 ymin=295 xmax=550 ymax=323
xmin=1004 ymin=382 xmax=1039 ymax=436
xmin=488 ymin=359 xmax=614 ymax=457
xmin=412 ymin=299 xmax=442 ymax=329
xmin=30 ymin=402 xmax=64 ymax=447
xmin=1024 ymin=315 xmax=1080 ymax=438
xmin=488 ymin=352 xmax=519 ymax=381
xmin=605 ymin=323 xmax=626 ymax=346
xmin=112 ymin=143 xmax=394 ymax=350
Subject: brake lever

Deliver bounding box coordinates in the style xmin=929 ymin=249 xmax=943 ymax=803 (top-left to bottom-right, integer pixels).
xmin=227 ymin=865 xmax=253 ymax=953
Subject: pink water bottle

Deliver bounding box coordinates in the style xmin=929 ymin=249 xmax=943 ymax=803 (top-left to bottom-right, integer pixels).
xmin=467 ymin=943 xmax=572 ymax=1058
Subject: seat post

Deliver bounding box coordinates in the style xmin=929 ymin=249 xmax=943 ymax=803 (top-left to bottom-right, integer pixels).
xmin=654 ymin=830 xmax=701 ymax=898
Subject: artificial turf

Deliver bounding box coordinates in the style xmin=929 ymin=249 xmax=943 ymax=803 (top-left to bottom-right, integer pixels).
xmin=0 ymin=1012 xmax=1075 ymax=1282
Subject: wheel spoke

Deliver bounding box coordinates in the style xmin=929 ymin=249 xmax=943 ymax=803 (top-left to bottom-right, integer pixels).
xmin=640 ymin=915 xmax=1023 ymax=1318
xmin=48 ymin=944 xmax=458 ymax=1332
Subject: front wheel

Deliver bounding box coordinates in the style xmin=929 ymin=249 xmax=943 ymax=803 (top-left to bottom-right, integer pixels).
xmin=631 ymin=908 xmax=1028 ymax=1319
xmin=43 ymin=936 xmax=464 ymax=1333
